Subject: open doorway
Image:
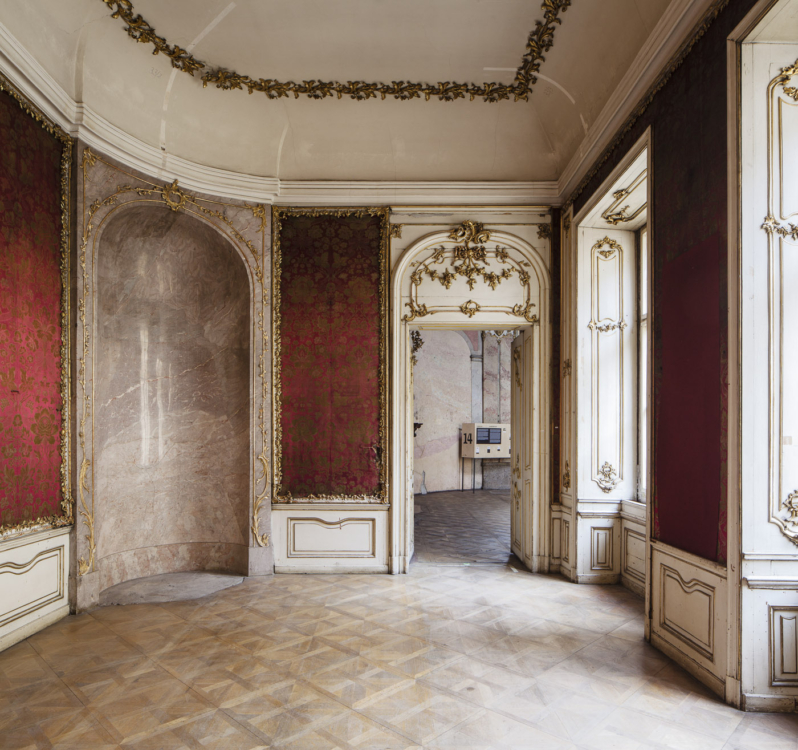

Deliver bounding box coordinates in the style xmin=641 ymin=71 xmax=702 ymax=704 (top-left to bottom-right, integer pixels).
xmin=410 ymin=329 xmax=516 ymax=565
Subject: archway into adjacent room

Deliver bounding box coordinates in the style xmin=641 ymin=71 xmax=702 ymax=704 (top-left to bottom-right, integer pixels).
xmin=390 ymin=221 xmax=552 ymax=574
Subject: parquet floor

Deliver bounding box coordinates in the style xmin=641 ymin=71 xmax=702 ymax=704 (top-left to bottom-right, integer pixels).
xmin=413 ymin=490 xmax=512 ymax=565
xmin=1 ymin=501 xmax=796 ymax=748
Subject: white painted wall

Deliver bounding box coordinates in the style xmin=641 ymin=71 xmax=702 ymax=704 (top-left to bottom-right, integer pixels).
xmin=412 ymin=330 xmax=473 ymax=493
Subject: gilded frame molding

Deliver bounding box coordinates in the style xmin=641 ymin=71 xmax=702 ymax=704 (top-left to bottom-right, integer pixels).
xmin=99 ymin=0 xmax=571 ymax=103
xmin=271 ymin=206 xmax=390 ymax=504
xmin=76 ymin=149 xmax=270 ymax=575
xmin=762 ymin=58 xmax=798 ymax=548
xmin=0 ymin=72 xmax=73 ymax=539
xmin=588 ymin=236 xmax=625 ymax=495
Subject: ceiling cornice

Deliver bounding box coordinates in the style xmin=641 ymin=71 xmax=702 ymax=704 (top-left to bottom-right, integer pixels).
xmin=100 ymin=0 xmax=571 ymax=103
xmin=557 ymin=0 xmax=721 ymax=209
xmin=0 ymin=0 xmax=723 ymax=207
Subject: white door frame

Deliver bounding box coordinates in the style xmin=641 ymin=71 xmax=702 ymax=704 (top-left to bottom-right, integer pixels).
xmin=389 ymin=229 xmax=552 ymax=574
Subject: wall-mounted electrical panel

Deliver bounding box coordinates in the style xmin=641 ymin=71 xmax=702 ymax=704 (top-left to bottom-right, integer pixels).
xmin=461 ymin=423 xmax=511 ymax=459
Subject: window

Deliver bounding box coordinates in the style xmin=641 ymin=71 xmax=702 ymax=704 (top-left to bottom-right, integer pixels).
xmin=637 ymin=227 xmax=648 ymax=502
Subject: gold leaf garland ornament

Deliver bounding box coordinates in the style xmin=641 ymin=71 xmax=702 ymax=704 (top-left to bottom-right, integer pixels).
xmin=100 ymin=0 xmax=571 ymax=103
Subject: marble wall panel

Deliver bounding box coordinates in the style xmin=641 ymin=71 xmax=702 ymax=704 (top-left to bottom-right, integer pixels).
xmin=94 ymin=206 xmax=250 ymax=587
xmin=499 ymin=337 xmax=511 ymax=423
xmin=482 ymin=334 xmax=512 ymax=424
xmin=482 ymin=335 xmax=500 ymax=423
xmin=413 ymin=331 xmax=472 ymax=493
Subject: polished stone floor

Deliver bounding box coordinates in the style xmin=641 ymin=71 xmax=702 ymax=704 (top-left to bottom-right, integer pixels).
xmin=3 ymin=564 xmax=798 ymax=749
xmin=413 ymin=489 xmax=512 ymax=565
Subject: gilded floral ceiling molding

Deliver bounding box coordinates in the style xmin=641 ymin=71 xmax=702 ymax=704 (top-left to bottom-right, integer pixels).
xmin=100 ymin=0 xmax=571 ymax=103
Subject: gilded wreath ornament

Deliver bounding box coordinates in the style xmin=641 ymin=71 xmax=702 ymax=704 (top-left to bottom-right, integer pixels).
xmin=99 ymin=0 xmax=571 ymax=103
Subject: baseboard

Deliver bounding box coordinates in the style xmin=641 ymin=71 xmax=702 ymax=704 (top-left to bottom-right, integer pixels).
xmin=575 ymin=572 xmax=620 ymax=585
xmin=274 ymin=565 xmax=389 ymax=574
xmin=0 ymin=604 xmax=68 ymax=653
xmin=651 ymin=631 xmax=725 ymax=699
xmin=742 ymin=694 xmax=798 ymax=713
xmin=621 ymin=573 xmax=645 ymax=597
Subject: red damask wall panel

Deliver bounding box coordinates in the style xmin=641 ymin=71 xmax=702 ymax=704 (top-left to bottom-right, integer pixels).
xmin=572 ymin=0 xmax=758 ymax=563
xmin=0 ymin=88 xmax=65 ymax=528
xmin=274 ymin=211 xmax=387 ymax=500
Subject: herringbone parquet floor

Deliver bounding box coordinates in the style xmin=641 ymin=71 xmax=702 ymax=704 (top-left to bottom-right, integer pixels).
xmin=1 ymin=497 xmax=796 ymax=748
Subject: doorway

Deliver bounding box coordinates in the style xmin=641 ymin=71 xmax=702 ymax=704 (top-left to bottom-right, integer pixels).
xmin=410 ymin=329 xmax=516 ymax=565
xmin=389 ymin=217 xmax=551 ymax=574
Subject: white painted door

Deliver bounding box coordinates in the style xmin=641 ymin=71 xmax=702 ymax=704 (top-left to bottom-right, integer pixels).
xmin=407 ymin=328 xmax=415 ymax=562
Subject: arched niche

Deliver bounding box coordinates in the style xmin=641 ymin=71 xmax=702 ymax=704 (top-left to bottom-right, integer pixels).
xmin=94 ymin=204 xmax=250 ymax=590
xmin=390 ymin=223 xmax=552 ymax=573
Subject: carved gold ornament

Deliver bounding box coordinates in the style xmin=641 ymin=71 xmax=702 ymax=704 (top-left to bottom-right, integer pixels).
xmin=0 ymin=72 xmax=74 ymax=539
xmin=410 ymin=330 xmax=424 ymax=367
xmin=389 ymin=224 xmax=404 ymax=239
xmin=597 ymin=462 xmax=619 ymax=493
xmin=762 ymin=214 xmax=798 ymax=242
xmin=272 ymin=207 xmax=389 ymax=503
xmin=251 ymin=452 xmax=270 ymax=547
xmin=460 ymin=300 xmax=481 ymax=318
xmin=100 ymin=0 xmax=571 ymax=103
xmin=513 ymin=347 xmax=523 ymax=390
xmin=537 ymin=223 xmax=553 ymax=241
xmin=403 ymin=221 xmax=538 ymax=323
xmin=562 ymin=358 xmax=572 ymax=377
xmin=562 ymin=460 xmax=571 ymax=490
xmin=601 ymin=170 xmax=647 ymax=226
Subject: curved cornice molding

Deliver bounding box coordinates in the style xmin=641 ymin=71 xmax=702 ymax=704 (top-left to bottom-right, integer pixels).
xmin=0 ymin=0 xmax=720 ymax=206
xmin=100 ymin=0 xmax=571 ymax=104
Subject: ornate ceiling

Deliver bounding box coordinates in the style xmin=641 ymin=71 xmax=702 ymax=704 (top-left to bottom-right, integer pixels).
xmin=0 ymin=0 xmax=673 ymax=181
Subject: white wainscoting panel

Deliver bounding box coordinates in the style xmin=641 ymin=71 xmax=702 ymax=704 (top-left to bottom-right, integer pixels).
xmin=620 ymin=500 xmax=646 ymax=597
xmin=651 ymin=542 xmax=727 ymax=696
xmin=770 ymin=606 xmax=798 ymax=687
xmin=574 ymin=503 xmax=621 ymax=584
xmin=0 ymin=526 xmax=70 ymax=652
xmin=622 ymin=523 xmax=646 ymax=596
xmin=272 ymin=505 xmax=388 ymax=573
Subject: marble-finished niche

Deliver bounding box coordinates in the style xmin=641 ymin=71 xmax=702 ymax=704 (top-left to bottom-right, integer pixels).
xmin=413 ymin=331 xmax=472 ymax=493
xmin=95 ymin=206 xmax=250 ymax=589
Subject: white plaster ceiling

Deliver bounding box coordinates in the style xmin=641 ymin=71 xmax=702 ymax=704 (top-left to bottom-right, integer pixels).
xmin=0 ymin=0 xmax=673 ymax=181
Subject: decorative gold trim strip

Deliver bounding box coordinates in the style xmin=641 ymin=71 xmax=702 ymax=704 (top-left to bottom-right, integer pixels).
xmin=0 ymin=72 xmax=73 ymax=538
xmin=100 ymin=0 xmax=571 ymax=103
xmin=271 ymin=206 xmax=390 ymax=503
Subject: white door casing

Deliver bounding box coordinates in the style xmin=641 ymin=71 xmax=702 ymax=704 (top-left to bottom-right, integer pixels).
xmin=390 ymin=222 xmax=552 ymax=574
